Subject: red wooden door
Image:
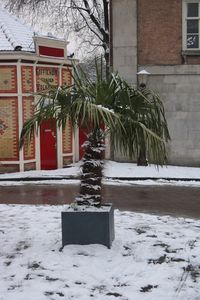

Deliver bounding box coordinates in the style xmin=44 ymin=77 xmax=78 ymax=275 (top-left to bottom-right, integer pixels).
xmin=79 ymin=125 xmax=105 ymax=160
xmin=79 ymin=127 xmax=89 ymax=160
xmin=40 ymin=120 xmax=57 ymax=170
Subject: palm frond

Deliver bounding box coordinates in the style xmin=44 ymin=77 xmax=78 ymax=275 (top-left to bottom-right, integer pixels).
xmin=20 ymin=58 xmax=170 ymax=167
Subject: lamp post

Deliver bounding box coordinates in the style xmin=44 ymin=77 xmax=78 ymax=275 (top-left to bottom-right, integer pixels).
xmin=137 ymin=69 xmax=151 ymax=166
xmin=137 ymin=69 xmax=150 ymax=89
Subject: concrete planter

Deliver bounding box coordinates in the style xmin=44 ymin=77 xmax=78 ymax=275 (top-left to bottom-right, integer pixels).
xmin=61 ymin=204 xmax=114 ymax=248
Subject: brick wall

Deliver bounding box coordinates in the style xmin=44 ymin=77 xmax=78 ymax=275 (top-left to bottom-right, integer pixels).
xmin=138 ymin=0 xmax=182 ymax=65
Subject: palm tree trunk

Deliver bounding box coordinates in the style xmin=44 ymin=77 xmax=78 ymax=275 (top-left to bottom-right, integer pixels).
xmin=137 ymin=147 xmax=148 ymax=166
xmin=76 ymin=128 xmax=105 ymax=207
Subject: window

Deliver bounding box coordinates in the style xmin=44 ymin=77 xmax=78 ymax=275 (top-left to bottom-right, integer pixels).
xmin=183 ymin=1 xmax=200 ymax=49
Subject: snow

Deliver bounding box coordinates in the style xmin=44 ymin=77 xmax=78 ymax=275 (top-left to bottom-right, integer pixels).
xmin=66 ymin=203 xmax=112 ymax=212
xmin=0 ymin=204 xmax=200 ymax=299
xmin=104 ymin=161 xmax=200 ymax=179
xmin=0 ymin=163 xmax=81 ymax=179
xmin=0 ymin=162 xmax=200 ymax=297
xmin=0 ymin=7 xmax=34 ymax=51
xmin=0 ymin=7 xmax=66 ymax=52
xmin=0 ymin=160 xmax=200 ymax=187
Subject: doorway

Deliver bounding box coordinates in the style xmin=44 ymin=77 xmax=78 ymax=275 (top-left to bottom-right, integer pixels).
xmin=40 ymin=119 xmax=57 ymax=170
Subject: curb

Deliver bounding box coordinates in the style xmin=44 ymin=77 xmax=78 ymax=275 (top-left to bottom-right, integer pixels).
xmin=0 ymin=176 xmax=200 ymax=182
xmin=0 ymin=176 xmax=79 ymax=182
xmin=105 ymin=177 xmax=200 ymax=182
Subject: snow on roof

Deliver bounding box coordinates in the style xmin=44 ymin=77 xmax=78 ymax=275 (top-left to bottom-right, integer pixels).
xmin=0 ymin=7 xmax=35 ymax=51
xmin=0 ymin=7 xmax=66 ymax=52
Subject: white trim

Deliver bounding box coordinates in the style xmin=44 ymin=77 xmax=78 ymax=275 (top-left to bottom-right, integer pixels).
xmin=0 ymin=62 xmax=19 ymax=66
xmin=72 ymin=132 xmax=75 ymax=164
xmin=33 ymin=36 xmax=69 ymax=46
xmin=70 ymin=66 xmax=78 ymax=163
xmin=0 ymin=161 xmax=20 ymax=165
xmin=57 ymin=127 xmax=63 ymax=169
xmin=39 ymin=54 xmax=65 ymax=60
xmin=74 ymin=128 xmax=80 ymax=162
xmin=33 ymin=63 xmax=41 ymax=171
xmin=16 ymin=61 xmax=24 ymax=172
xmin=63 ymin=153 xmax=73 ymax=157
xmin=0 ymin=52 xmax=77 ymax=65
xmin=105 ymin=133 xmax=111 ymax=160
xmin=0 ymin=93 xmax=18 ymax=97
xmin=23 ymin=160 xmax=36 ymax=163
xmin=182 ymin=0 xmax=200 ymax=50
xmin=0 ymin=159 xmax=36 ymax=164
xmin=56 ymin=66 xmax=63 ymax=169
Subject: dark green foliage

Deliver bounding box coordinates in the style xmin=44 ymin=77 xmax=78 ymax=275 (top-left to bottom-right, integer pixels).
xmin=20 ymin=58 xmax=170 ymax=207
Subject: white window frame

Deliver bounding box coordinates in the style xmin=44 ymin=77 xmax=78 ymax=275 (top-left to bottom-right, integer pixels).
xmin=182 ymin=0 xmax=200 ymax=50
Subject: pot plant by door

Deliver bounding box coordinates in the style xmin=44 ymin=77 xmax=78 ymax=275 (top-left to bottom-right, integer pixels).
xmin=20 ymin=59 xmax=170 ymax=248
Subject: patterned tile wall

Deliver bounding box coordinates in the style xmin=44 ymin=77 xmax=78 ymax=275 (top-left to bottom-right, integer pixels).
xmin=22 ymin=96 xmax=35 ymax=160
xmin=0 ymin=66 xmax=17 ymax=93
xmin=0 ymin=97 xmax=19 ymax=160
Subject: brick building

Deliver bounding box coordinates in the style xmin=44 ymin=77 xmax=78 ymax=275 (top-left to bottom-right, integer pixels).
xmin=0 ymin=8 xmax=78 ymax=173
xmin=111 ymin=0 xmax=200 ymax=166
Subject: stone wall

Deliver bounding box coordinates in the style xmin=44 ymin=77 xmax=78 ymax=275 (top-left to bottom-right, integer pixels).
xmin=112 ymin=0 xmax=200 ymax=166
xmin=144 ymin=65 xmax=200 ymax=166
xmin=112 ymin=0 xmax=137 ymax=85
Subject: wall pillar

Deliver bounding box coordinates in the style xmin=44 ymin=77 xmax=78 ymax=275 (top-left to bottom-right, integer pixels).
xmin=17 ymin=60 xmax=24 ymax=172
xmin=112 ymin=0 xmax=138 ymax=85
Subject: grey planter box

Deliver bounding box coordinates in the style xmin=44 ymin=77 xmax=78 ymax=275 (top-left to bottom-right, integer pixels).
xmin=61 ymin=204 xmax=114 ymax=248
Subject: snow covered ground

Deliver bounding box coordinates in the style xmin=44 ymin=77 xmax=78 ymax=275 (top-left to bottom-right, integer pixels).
xmin=0 ymin=160 xmax=200 ymax=186
xmin=0 ymin=204 xmax=200 ymax=300
xmin=1 ymin=162 xmax=200 ymax=298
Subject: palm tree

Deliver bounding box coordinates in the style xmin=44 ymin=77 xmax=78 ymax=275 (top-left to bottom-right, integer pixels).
xmin=20 ymin=60 xmax=170 ymax=208
xmin=112 ymin=83 xmax=170 ymax=166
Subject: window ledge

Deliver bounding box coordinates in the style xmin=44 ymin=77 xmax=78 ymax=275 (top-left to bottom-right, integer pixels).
xmin=181 ymin=50 xmax=200 ymax=64
xmin=182 ymin=50 xmax=200 ymax=56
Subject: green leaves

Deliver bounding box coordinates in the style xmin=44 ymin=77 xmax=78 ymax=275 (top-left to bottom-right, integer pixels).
xmin=112 ymin=86 xmax=170 ymax=165
xmin=20 ymin=58 xmax=170 ymax=166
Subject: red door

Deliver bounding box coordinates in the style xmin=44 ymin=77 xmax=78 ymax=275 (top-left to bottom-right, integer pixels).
xmin=79 ymin=125 xmax=105 ymax=160
xmin=40 ymin=120 xmax=57 ymax=170
xmin=79 ymin=127 xmax=90 ymax=160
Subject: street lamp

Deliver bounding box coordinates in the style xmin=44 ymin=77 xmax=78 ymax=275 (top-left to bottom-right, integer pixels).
xmin=137 ymin=69 xmax=151 ymax=166
xmin=137 ymin=69 xmax=150 ymax=89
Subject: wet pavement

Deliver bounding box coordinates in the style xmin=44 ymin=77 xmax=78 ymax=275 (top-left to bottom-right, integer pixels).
xmin=0 ymin=183 xmax=200 ymax=219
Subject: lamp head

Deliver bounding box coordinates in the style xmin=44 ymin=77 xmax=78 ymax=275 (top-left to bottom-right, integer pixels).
xmin=137 ymin=69 xmax=151 ymax=88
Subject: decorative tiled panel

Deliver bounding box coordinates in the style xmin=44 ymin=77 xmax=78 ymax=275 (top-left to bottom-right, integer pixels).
xmin=0 ymin=97 xmax=19 ymax=160
xmin=36 ymin=67 xmax=59 ymax=91
xmin=0 ymin=66 xmax=17 ymax=93
xmin=22 ymin=96 xmax=35 ymax=160
xmin=24 ymin=162 xmax=36 ymax=171
xmin=0 ymin=164 xmax=19 ymax=173
xmin=62 ymin=120 xmax=72 ymax=154
xmin=21 ymin=66 xmax=34 ymax=93
xmin=62 ymin=68 xmax=72 ymax=86
xmin=63 ymin=156 xmax=73 ymax=166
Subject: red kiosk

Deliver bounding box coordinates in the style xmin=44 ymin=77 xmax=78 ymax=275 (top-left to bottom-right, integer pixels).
xmin=0 ymin=8 xmax=76 ymax=172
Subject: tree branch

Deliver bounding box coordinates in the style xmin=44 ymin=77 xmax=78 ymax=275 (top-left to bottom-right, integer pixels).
xmin=73 ymin=2 xmax=103 ymax=43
